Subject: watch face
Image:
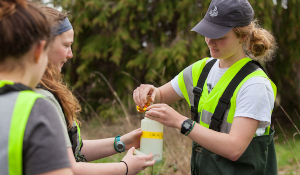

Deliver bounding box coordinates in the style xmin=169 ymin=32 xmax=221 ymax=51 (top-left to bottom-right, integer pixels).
xmin=116 ymin=141 xmax=125 ymax=152
xmin=183 ymin=122 xmax=191 ymax=129
xmin=117 ymin=143 xmax=124 ymax=150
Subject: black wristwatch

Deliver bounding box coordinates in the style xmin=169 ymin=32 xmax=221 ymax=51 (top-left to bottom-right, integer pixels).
xmin=180 ymin=119 xmax=193 ymax=135
xmin=114 ymin=135 xmax=125 ymax=153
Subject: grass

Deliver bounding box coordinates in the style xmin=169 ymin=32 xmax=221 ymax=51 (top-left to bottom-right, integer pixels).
xmin=79 ymin=73 xmax=300 ymax=174
xmin=276 ymin=139 xmax=300 ymax=175
xmin=81 ymin=115 xmax=300 ymax=175
xmin=81 ymin=115 xmax=192 ymax=175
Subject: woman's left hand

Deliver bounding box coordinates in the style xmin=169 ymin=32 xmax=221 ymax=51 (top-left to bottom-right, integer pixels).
xmin=121 ymin=128 xmax=143 ymax=150
xmin=145 ymin=103 xmax=187 ymax=129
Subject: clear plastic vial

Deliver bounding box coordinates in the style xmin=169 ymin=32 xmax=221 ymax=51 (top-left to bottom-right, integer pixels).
xmin=140 ymin=117 xmax=163 ymax=163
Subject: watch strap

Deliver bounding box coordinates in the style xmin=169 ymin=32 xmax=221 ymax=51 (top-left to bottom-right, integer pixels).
xmin=114 ymin=135 xmax=122 ymax=153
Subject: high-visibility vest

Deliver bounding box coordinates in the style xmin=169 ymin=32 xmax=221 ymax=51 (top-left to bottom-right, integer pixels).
xmin=177 ymin=58 xmax=278 ymax=175
xmin=178 ymin=57 xmax=276 ymax=134
xmin=0 ymin=80 xmax=43 ymax=175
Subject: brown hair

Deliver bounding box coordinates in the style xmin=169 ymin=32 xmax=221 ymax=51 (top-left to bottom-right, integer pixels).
xmin=233 ymin=20 xmax=277 ymax=63
xmin=39 ymin=6 xmax=81 ymax=129
xmin=40 ymin=62 xmax=81 ymax=129
xmin=0 ymin=0 xmax=51 ymax=66
xmin=40 ymin=5 xmax=68 ymax=32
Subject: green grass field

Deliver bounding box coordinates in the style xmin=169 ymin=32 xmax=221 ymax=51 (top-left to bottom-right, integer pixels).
xmin=82 ymin=117 xmax=300 ymax=175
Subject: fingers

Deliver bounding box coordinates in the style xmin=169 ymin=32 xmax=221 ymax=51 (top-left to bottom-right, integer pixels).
xmin=145 ymin=160 xmax=156 ymax=167
xmin=133 ymin=84 xmax=155 ymax=107
xmin=133 ymin=88 xmax=142 ymax=107
xmin=145 ymin=106 xmax=164 ymax=117
xmin=127 ymin=147 xmax=135 ymax=155
xmin=146 ymin=103 xmax=167 ymax=110
xmin=130 ymin=128 xmax=142 ymax=135
xmin=145 ymin=114 xmax=160 ymax=123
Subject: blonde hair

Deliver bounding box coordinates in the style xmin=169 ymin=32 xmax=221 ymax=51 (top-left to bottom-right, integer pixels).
xmin=233 ymin=20 xmax=277 ymax=63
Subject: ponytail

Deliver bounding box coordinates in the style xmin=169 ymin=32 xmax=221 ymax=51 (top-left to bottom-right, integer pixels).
xmin=233 ymin=20 xmax=277 ymax=63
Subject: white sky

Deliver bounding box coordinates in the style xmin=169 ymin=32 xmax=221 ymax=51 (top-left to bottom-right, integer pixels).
xmin=42 ymin=0 xmax=62 ymax=11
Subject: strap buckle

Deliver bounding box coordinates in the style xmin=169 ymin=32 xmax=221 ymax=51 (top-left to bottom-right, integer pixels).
xmin=219 ymin=98 xmax=230 ymax=108
xmin=209 ymin=117 xmax=221 ymax=132
xmin=193 ymin=87 xmax=202 ymax=96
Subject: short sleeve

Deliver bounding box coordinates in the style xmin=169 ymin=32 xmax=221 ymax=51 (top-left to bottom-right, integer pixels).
xmin=234 ymin=77 xmax=275 ymax=128
xmin=35 ymin=88 xmax=72 ymax=147
xmin=23 ymin=98 xmax=70 ymax=174
xmin=171 ymin=75 xmax=184 ymax=98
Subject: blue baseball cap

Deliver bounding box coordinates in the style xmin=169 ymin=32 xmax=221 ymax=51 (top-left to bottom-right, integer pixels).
xmin=191 ymin=0 xmax=254 ymax=39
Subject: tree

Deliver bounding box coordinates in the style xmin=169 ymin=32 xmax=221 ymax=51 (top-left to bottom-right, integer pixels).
xmin=50 ymin=0 xmax=300 ymax=124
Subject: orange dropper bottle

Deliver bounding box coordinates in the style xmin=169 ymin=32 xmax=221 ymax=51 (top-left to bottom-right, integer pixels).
xmin=136 ymin=95 xmax=153 ymax=113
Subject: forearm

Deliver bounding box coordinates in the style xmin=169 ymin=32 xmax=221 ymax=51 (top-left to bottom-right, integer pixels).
xmin=156 ymin=82 xmax=182 ymax=104
xmin=72 ymin=161 xmax=126 ymax=175
xmin=187 ymin=125 xmax=243 ymax=161
xmin=81 ymin=138 xmax=116 ymax=161
xmin=186 ymin=117 xmax=259 ymax=161
xmin=170 ymin=115 xmax=243 ymax=159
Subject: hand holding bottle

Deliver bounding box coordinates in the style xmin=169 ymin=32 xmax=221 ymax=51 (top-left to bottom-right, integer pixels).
xmin=121 ymin=147 xmax=155 ymax=175
xmin=120 ymin=128 xmax=142 ymax=150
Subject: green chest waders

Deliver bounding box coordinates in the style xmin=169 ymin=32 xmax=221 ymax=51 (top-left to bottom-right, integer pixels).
xmin=190 ymin=60 xmax=278 ymax=175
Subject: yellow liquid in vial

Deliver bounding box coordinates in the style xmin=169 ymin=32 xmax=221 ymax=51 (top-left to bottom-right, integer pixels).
xmin=136 ymin=96 xmax=153 ymax=113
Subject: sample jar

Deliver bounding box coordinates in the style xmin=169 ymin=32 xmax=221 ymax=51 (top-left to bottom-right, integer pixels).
xmin=140 ymin=117 xmax=163 ymax=163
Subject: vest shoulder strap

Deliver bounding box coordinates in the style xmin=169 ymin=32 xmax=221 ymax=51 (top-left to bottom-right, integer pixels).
xmin=191 ymin=59 xmax=217 ymax=122
xmin=209 ymin=60 xmax=261 ymax=131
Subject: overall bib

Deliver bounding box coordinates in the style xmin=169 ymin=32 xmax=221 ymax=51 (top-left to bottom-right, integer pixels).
xmin=177 ymin=58 xmax=278 ymax=175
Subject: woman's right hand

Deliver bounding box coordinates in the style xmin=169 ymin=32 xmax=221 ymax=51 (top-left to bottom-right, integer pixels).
xmin=133 ymin=84 xmax=157 ymax=107
xmin=121 ymin=147 xmax=155 ymax=175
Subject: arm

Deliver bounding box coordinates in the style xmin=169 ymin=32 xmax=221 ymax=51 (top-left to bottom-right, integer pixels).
xmin=145 ymin=104 xmax=259 ymax=161
xmin=81 ymin=138 xmax=116 ymax=161
xmin=81 ymin=128 xmax=143 ymax=161
xmin=68 ymin=147 xmax=155 ymax=175
xmin=188 ymin=116 xmax=259 ymax=161
xmin=39 ymin=168 xmax=72 ymax=175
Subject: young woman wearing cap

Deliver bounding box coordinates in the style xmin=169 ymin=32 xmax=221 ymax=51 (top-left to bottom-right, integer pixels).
xmin=0 ymin=0 xmax=72 ymax=175
xmin=133 ymin=0 xmax=277 ymax=174
xmin=35 ymin=6 xmax=155 ymax=175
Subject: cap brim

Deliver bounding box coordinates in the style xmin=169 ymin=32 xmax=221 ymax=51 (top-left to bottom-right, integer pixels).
xmin=191 ymin=19 xmax=233 ymax=39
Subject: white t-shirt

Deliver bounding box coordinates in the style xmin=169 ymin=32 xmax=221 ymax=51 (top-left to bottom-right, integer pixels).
xmin=171 ymin=58 xmax=274 ymax=136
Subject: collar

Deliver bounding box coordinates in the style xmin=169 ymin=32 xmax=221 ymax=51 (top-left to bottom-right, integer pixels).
xmin=0 ymin=80 xmax=32 ymax=95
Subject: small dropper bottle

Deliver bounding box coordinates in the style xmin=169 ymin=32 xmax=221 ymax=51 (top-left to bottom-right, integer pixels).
xmin=136 ymin=95 xmax=153 ymax=113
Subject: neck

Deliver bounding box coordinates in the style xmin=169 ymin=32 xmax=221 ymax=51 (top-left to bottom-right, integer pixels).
xmin=0 ymin=68 xmax=34 ymax=89
xmin=218 ymin=48 xmax=247 ymax=69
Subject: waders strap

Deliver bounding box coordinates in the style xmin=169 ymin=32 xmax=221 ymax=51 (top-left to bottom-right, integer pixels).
xmin=191 ymin=59 xmax=216 ymax=175
xmin=191 ymin=59 xmax=217 ymax=122
xmin=209 ymin=61 xmax=262 ymax=131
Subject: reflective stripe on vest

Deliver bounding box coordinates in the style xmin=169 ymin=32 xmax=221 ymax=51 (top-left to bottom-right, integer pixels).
xmin=178 ymin=58 xmax=277 ymax=135
xmin=74 ymin=121 xmax=82 ymax=156
xmin=0 ymin=81 xmax=43 ymax=175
